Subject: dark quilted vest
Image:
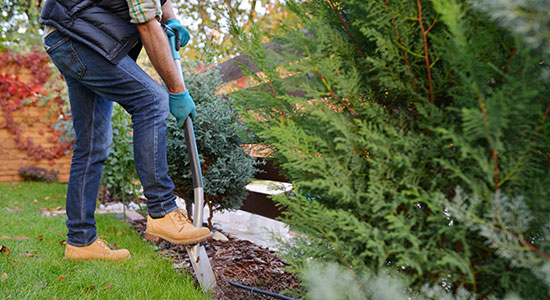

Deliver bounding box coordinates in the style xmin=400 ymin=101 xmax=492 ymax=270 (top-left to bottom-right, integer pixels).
xmin=39 ymin=0 xmax=140 ymax=64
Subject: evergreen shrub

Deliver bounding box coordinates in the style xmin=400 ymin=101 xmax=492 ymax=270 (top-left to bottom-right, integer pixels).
xmin=232 ymin=0 xmax=550 ymax=298
xmin=18 ymin=166 xmax=58 ymax=182
xmin=166 ymin=63 xmax=260 ymax=228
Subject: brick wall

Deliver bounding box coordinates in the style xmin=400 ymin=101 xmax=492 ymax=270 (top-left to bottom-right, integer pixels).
xmin=0 ymin=66 xmax=72 ymax=182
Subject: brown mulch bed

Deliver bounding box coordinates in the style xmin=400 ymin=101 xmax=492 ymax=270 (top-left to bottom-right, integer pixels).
xmin=131 ymin=219 xmax=303 ymax=299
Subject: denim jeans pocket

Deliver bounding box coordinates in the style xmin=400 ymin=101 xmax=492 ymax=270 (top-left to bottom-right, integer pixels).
xmin=45 ymin=31 xmax=86 ymax=79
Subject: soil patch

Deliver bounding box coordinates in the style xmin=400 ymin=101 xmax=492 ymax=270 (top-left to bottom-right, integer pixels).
xmin=131 ymin=219 xmax=302 ymax=299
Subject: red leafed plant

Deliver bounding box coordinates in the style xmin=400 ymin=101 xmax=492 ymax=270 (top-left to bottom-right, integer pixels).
xmin=0 ymin=49 xmax=73 ymax=164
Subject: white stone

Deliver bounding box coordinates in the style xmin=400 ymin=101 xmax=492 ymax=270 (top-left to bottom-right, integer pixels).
xmin=128 ymin=202 xmax=140 ymax=210
xmin=104 ymin=202 xmax=124 ymax=212
xmin=208 ymin=208 xmax=291 ymax=250
xmin=175 ymin=197 xmax=187 ymax=211
xmin=212 ymin=231 xmax=229 ymax=242
xmin=245 ymin=180 xmax=292 ymax=195
xmin=125 ymin=210 xmax=145 ymax=222
xmin=41 ymin=210 xmax=66 ymax=217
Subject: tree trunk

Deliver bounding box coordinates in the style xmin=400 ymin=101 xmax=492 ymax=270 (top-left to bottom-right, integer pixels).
xmin=205 ymin=194 xmax=214 ymax=230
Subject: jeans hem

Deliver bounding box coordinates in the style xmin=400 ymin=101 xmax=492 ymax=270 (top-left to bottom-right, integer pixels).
xmin=66 ymin=235 xmax=98 ymax=247
xmin=148 ymin=202 xmax=178 ymax=218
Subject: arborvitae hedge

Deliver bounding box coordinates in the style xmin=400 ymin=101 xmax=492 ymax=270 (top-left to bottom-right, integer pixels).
xmin=232 ymin=0 xmax=550 ymax=298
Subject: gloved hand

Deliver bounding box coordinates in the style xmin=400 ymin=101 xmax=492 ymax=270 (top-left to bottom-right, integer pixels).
xmin=169 ymin=90 xmax=196 ymax=127
xmin=165 ymin=19 xmax=190 ymax=48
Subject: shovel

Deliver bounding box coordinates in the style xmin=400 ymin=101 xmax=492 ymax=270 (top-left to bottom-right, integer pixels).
xmin=182 ymin=117 xmax=217 ymax=291
xmin=164 ymin=25 xmax=217 ymax=291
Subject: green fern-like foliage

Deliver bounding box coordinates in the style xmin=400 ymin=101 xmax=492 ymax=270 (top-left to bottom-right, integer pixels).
xmin=232 ymin=0 xmax=550 ymax=298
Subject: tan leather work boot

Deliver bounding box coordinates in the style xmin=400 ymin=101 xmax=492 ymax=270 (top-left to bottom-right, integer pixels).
xmin=144 ymin=209 xmax=211 ymax=245
xmin=64 ymin=239 xmax=131 ymax=261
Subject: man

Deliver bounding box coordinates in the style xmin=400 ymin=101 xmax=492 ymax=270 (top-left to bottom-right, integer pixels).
xmin=39 ymin=0 xmax=210 ymax=261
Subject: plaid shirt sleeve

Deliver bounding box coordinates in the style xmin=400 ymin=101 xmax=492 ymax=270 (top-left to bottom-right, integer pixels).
xmin=127 ymin=0 xmax=163 ymax=24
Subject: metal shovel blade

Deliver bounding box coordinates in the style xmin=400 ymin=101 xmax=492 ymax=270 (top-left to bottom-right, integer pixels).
xmin=186 ymin=243 xmax=216 ymax=291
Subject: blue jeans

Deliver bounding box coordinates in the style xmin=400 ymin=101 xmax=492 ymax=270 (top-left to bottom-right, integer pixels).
xmin=44 ymin=31 xmax=178 ymax=247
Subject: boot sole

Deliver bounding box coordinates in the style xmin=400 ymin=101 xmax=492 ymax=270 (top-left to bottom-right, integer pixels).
xmin=64 ymin=255 xmax=132 ymax=261
xmin=144 ymin=231 xmax=212 ymax=245
xmin=64 ymin=253 xmax=132 ymax=261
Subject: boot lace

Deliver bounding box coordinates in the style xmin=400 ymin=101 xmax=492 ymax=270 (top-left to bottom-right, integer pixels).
xmin=174 ymin=209 xmax=192 ymax=232
xmin=96 ymin=239 xmax=110 ymax=251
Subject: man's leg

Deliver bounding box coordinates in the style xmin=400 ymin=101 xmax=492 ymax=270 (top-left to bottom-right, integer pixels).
xmin=65 ymin=77 xmax=113 ymax=246
xmin=45 ymin=31 xmax=113 ymax=247
xmin=60 ymin=79 xmax=132 ymax=260
xmin=63 ymin=39 xmax=179 ymax=218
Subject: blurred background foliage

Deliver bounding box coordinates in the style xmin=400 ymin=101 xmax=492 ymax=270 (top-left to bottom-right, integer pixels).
xmin=0 ymin=0 xmax=287 ymax=61
xmin=0 ymin=0 xmax=43 ymax=51
xmin=172 ymin=0 xmax=288 ymax=62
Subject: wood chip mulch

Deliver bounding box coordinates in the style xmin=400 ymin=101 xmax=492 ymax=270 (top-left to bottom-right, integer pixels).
xmin=130 ymin=219 xmax=303 ymax=300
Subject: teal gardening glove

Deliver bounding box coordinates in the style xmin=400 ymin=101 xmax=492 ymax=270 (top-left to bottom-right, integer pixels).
xmin=169 ymin=90 xmax=196 ymax=128
xmin=165 ymin=19 xmax=190 ymax=48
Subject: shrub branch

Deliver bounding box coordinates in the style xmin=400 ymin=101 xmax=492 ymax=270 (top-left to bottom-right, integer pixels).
xmin=327 ymin=0 xmax=365 ymax=59
xmin=416 ymin=0 xmax=434 ymax=104
xmin=384 ymin=0 xmax=418 ymax=93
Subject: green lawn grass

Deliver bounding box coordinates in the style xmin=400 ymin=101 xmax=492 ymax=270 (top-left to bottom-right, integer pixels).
xmin=0 ymin=182 xmax=211 ymax=299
